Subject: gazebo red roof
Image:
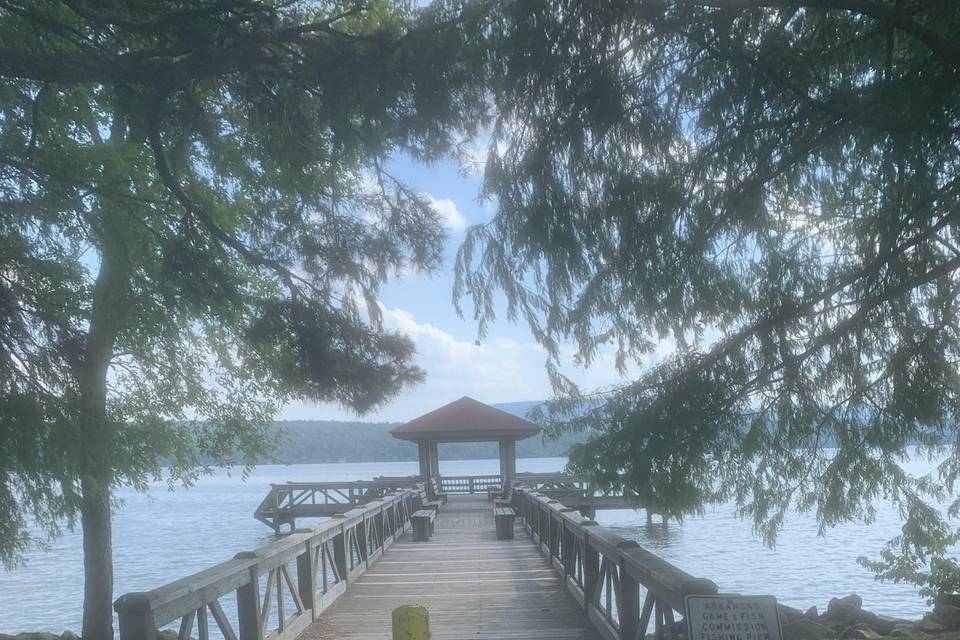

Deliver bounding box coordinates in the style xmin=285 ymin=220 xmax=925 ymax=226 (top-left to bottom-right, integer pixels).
xmin=391 ymin=396 xmax=541 ymax=442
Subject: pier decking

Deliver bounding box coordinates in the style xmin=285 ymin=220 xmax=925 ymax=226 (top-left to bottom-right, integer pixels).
xmin=307 ymin=494 xmax=601 ymax=640
xmin=114 ymin=476 xmax=720 ymax=640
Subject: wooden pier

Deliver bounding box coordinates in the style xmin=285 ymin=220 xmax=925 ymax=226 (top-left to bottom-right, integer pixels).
xmin=310 ymin=494 xmax=602 ymax=639
xmin=115 ymin=475 xmax=718 ymax=640
xmin=254 ymin=473 xmax=635 ymax=534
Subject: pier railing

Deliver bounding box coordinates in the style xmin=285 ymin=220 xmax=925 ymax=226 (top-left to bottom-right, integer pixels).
xmin=115 ymin=487 xmax=424 ymax=640
xmin=437 ymin=474 xmax=501 ymax=494
xmin=254 ymin=478 xmax=421 ymax=532
xmin=513 ymin=485 xmax=718 ymax=640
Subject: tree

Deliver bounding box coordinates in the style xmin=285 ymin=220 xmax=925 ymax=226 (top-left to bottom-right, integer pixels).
xmin=457 ymin=0 xmax=960 ymax=599
xmin=0 ymin=1 xmax=486 ymax=637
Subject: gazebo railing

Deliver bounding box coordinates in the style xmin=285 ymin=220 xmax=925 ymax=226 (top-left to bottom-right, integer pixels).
xmin=438 ymin=475 xmax=502 ymax=494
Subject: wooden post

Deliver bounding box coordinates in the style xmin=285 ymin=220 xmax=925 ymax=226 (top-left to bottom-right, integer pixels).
xmin=417 ymin=441 xmax=432 ymax=480
xmin=332 ymin=526 xmax=348 ymax=584
xmin=296 ymin=541 xmax=317 ymax=619
xmin=429 ymin=441 xmax=440 ymax=477
xmin=549 ymin=515 xmax=559 ymax=560
xmin=357 ymin=518 xmax=369 ymax=566
xmin=583 ymin=535 xmax=600 ymax=615
xmin=619 ymin=561 xmax=641 ymax=640
xmin=235 ymin=554 xmax=263 ymax=640
xmin=498 ymin=438 xmax=516 ymax=482
xmin=114 ymin=593 xmax=157 ymax=640
xmin=272 ymin=491 xmax=281 ymax=536
xmin=375 ymin=511 xmax=385 ymax=548
xmin=561 ymin=525 xmax=575 ymax=578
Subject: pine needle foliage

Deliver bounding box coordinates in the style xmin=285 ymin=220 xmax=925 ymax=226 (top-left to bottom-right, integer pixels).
xmin=456 ymin=0 xmax=960 ymax=598
xmin=0 ymin=1 xmax=487 ymax=636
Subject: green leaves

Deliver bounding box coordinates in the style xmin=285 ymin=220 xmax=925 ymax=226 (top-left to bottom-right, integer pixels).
xmin=246 ymin=298 xmax=424 ymax=413
xmin=458 ymin=0 xmax=960 ymax=595
xmin=0 ymin=0 xmax=488 ymax=571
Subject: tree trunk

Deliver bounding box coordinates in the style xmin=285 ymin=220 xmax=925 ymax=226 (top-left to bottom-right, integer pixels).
xmin=81 ymin=475 xmax=114 ymax=640
xmin=77 ymin=228 xmax=131 ymax=640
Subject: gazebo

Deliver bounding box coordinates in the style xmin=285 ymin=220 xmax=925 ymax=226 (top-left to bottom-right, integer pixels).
xmin=391 ymin=396 xmax=541 ymax=482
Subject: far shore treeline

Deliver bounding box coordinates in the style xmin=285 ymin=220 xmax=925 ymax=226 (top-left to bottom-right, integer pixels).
xmin=252 ymin=401 xmax=585 ymax=464
xmin=265 ymin=419 xmax=584 ymax=464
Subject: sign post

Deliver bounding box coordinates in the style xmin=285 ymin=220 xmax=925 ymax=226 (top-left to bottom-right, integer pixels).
xmin=685 ymin=595 xmax=783 ymax=640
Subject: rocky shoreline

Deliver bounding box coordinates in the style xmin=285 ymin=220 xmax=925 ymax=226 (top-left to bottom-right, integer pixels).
xmin=7 ymin=596 xmax=960 ymax=640
xmin=776 ymin=594 xmax=960 ymax=640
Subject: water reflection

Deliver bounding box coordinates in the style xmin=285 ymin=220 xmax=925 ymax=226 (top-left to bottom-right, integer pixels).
xmin=607 ymin=516 xmax=685 ymax=549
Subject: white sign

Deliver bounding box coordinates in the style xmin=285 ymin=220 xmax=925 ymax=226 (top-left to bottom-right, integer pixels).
xmin=685 ymin=595 xmax=783 ymax=640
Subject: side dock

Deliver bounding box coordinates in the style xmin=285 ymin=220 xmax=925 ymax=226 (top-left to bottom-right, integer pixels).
xmin=114 ymin=475 xmax=718 ymax=640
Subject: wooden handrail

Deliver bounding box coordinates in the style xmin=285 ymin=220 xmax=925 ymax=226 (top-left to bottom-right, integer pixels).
xmin=512 ymin=485 xmax=718 ymax=640
xmin=437 ymin=475 xmax=502 ymax=494
xmin=253 ymin=479 xmax=424 ymax=532
xmin=115 ymin=488 xmax=425 ymax=640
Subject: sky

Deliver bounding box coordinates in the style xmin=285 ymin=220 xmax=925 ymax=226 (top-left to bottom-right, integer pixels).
xmin=278 ymin=153 xmax=641 ymax=423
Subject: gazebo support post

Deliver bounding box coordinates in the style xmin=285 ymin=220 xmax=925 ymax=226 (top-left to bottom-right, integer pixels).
xmin=417 ymin=441 xmax=432 ymax=480
xmin=498 ymin=438 xmax=516 ymax=484
xmin=429 ymin=441 xmax=440 ymax=477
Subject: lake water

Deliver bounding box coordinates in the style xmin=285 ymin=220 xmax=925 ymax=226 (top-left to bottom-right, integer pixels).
xmin=0 ymin=457 xmax=934 ymax=635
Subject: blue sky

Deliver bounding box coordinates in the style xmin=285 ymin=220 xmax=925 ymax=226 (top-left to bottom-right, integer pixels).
xmin=278 ymin=153 xmax=644 ymax=423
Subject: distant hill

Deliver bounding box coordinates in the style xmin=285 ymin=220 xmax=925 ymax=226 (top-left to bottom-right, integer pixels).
xmin=488 ymin=400 xmax=542 ymax=419
xmin=266 ymin=401 xmax=586 ymax=463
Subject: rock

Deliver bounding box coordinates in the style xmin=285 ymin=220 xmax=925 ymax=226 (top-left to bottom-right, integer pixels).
xmin=805 ymin=606 xmax=819 ymax=620
xmin=840 ymin=623 xmax=882 ymax=640
xmin=59 ymin=632 xmax=78 ymax=640
xmin=780 ymin=605 xmax=806 ymax=624
xmin=936 ymin=593 xmax=960 ymax=610
xmin=16 ymin=633 xmax=59 ymax=640
xmin=917 ymin=619 xmax=948 ymax=634
xmin=934 ymin=603 xmax=960 ymax=629
xmin=856 ymin=610 xmax=880 ymax=626
xmin=156 ymin=631 xmax=177 ymax=640
xmin=827 ymin=595 xmax=864 ymax=620
xmin=872 ymin=615 xmax=911 ymax=635
xmin=889 ymin=626 xmax=915 ymax=638
xmin=783 ymin=619 xmax=838 ymax=640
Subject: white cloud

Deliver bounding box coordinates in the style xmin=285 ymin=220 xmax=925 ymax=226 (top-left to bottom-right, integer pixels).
xmin=424 ymin=194 xmax=468 ymax=231
xmin=279 ymin=304 xmax=631 ymax=422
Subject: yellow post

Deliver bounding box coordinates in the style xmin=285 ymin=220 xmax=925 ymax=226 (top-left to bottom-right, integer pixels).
xmin=392 ymin=605 xmax=430 ymax=640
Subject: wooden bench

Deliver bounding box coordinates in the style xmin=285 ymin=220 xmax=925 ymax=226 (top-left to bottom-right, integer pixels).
xmin=493 ymin=496 xmax=513 ymax=509
xmin=423 ymin=499 xmax=442 ymax=512
xmin=494 ymin=506 xmax=515 ymax=540
xmin=428 ymin=478 xmax=448 ymax=505
xmin=487 ymin=485 xmax=502 ymax=501
xmin=411 ymin=509 xmax=437 ymax=542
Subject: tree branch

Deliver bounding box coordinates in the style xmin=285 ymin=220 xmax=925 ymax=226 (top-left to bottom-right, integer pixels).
xmin=683 ymin=0 xmax=960 ymax=69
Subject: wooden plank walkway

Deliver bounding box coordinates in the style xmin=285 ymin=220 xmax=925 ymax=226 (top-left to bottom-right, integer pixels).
xmin=305 ymin=494 xmax=603 ymax=640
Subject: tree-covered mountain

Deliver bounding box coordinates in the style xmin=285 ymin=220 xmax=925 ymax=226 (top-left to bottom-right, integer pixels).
xmin=266 ymin=402 xmax=584 ymax=463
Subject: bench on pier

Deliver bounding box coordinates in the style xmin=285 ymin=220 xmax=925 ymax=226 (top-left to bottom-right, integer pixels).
xmin=428 ymin=477 xmax=448 ymax=504
xmin=423 ymin=499 xmax=442 ymax=512
xmin=493 ymin=496 xmax=513 ymax=510
xmin=489 ymin=480 xmax=514 ymax=502
xmin=411 ymin=508 xmax=438 ymax=542
xmin=493 ymin=506 xmax=515 ymax=540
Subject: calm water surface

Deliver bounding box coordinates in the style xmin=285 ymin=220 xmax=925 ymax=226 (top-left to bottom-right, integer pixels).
xmin=0 ymin=457 xmax=936 ymax=634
